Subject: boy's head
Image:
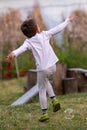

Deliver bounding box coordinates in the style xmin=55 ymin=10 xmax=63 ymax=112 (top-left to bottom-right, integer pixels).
xmin=21 ymin=18 xmax=39 ymax=38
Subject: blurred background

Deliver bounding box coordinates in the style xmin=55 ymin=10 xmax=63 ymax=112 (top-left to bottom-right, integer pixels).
xmin=0 ymin=0 xmax=87 ymax=79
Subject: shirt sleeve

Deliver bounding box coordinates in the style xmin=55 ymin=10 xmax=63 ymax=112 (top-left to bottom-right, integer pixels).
xmin=45 ymin=18 xmax=70 ymax=38
xmin=12 ymin=40 xmax=30 ymax=57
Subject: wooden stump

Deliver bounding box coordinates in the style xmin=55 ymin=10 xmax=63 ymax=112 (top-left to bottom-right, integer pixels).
xmin=63 ymin=77 xmax=78 ymax=94
xmin=78 ymin=84 xmax=87 ymax=92
xmin=24 ymin=69 xmax=37 ymax=92
xmin=52 ymin=62 xmax=67 ymax=95
xmin=24 ymin=62 xmax=67 ymax=95
xmin=67 ymin=69 xmax=87 ymax=93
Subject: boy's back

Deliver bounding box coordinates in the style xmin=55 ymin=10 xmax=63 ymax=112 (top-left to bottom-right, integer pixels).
xmin=13 ymin=31 xmax=58 ymax=71
xmin=11 ymin=17 xmax=71 ymax=71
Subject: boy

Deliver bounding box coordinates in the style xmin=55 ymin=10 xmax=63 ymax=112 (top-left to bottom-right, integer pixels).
xmin=6 ymin=14 xmax=76 ymax=122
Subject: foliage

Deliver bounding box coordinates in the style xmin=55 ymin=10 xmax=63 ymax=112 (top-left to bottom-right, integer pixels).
xmin=2 ymin=51 xmax=35 ymax=79
xmin=56 ymin=46 xmax=87 ymax=69
xmin=0 ymin=5 xmax=48 ymax=79
xmin=28 ymin=4 xmax=47 ymax=31
xmin=0 ymin=8 xmax=24 ymax=50
xmin=56 ymin=9 xmax=87 ymax=69
xmin=63 ymin=9 xmax=87 ymax=51
xmin=1 ymin=7 xmax=87 ymax=79
xmin=0 ymin=8 xmax=25 ymax=78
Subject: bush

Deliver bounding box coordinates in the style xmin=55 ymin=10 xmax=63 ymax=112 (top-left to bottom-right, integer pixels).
xmin=56 ymin=46 xmax=87 ymax=68
xmin=2 ymin=51 xmax=35 ymax=79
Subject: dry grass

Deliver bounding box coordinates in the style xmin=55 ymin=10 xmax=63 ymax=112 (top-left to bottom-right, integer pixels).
xmin=64 ymin=9 xmax=87 ymax=51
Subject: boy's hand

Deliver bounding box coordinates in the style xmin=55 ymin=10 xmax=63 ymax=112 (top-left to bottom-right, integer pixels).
xmin=6 ymin=53 xmax=15 ymax=62
xmin=69 ymin=14 xmax=78 ymax=21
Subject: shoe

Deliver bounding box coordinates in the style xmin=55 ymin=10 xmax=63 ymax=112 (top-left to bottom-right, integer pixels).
xmin=39 ymin=113 xmax=49 ymax=122
xmin=52 ymin=99 xmax=61 ymax=112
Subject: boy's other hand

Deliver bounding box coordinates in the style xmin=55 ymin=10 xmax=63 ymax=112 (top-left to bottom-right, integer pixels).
xmin=69 ymin=14 xmax=78 ymax=21
xmin=6 ymin=53 xmax=15 ymax=62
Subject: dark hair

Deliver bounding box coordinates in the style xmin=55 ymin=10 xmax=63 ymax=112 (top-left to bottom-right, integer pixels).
xmin=21 ymin=18 xmax=37 ymax=38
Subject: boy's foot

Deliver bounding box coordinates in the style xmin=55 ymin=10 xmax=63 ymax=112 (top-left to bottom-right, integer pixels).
xmin=39 ymin=113 xmax=49 ymax=122
xmin=52 ymin=99 xmax=61 ymax=112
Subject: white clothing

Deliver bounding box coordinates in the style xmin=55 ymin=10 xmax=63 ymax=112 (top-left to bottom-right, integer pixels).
xmin=12 ymin=18 xmax=70 ymax=110
xmin=37 ymin=64 xmax=56 ymax=109
xmin=12 ymin=18 xmax=70 ymax=71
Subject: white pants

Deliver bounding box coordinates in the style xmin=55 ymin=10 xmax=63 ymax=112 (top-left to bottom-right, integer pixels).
xmin=37 ymin=64 xmax=56 ymax=109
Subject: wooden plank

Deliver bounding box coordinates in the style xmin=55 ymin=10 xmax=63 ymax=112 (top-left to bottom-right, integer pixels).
xmin=11 ymin=84 xmax=38 ymax=106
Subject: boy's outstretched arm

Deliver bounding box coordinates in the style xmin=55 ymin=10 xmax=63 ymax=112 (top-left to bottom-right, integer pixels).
xmin=6 ymin=53 xmax=15 ymax=62
xmin=69 ymin=14 xmax=77 ymax=22
xmin=46 ymin=14 xmax=77 ymax=37
xmin=6 ymin=41 xmax=29 ymax=62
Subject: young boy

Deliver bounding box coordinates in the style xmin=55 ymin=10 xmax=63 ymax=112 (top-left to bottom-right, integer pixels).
xmin=6 ymin=14 xmax=76 ymax=122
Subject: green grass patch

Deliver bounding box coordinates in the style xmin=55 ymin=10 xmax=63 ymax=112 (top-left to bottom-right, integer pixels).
xmin=0 ymin=78 xmax=87 ymax=130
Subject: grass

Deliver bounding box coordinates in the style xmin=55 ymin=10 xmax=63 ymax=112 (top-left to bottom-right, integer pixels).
xmin=0 ymin=77 xmax=87 ymax=130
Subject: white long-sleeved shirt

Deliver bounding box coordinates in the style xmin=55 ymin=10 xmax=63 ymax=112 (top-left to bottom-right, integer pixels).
xmin=12 ymin=18 xmax=70 ymax=71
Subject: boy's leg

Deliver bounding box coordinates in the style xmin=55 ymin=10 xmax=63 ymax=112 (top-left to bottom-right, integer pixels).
xmin=46 ymin=79 xmax=61 ymax=112
xmin=37 ymin=71 xmax=49 ymax=122
xmin=44 ymin=65 xmax=61 ymax=112
xmin=45 ymin=79 xmax=55 ymax=98
xmin=37 ymin=71 xmax=47 ymax=110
